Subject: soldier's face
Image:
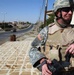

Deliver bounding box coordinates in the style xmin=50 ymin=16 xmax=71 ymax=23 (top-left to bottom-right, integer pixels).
xmin=61 ymin=7 xmax=73 ymax=21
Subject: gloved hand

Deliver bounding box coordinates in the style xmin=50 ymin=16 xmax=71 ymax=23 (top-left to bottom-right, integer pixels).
xmin=40 ymin=59 xmax=52 ymax=75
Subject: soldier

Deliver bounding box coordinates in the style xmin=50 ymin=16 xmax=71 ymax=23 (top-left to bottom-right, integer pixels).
xmin=29 ymin=0 xmax=74 ymax=75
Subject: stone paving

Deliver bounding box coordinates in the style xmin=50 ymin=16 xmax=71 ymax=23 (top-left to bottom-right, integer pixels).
xmin=0 ymin=36 xmax=41 ymax=75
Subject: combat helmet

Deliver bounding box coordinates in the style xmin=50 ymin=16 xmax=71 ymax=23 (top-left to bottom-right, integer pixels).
xmin=53 ymin=0 xmax=74 ymax=12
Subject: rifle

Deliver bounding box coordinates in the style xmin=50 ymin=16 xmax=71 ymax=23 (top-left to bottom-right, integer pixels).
xmin=47 ymin=52 xmax=71 ymax=75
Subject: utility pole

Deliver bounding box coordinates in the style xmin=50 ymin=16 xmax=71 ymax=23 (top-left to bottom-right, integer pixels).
xmin=44 ymin=0 xmax=48 ymax=27
xmin=1 ymin=12 xmax=7 ymax=30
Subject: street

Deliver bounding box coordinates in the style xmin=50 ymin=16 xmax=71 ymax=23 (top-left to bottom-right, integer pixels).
xmin=0 ymin=25 xmax=33 ymax=44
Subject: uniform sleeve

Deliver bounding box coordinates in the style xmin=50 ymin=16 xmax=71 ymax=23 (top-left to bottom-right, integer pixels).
xmin=29 ymin=26 xmax=48 ymax=68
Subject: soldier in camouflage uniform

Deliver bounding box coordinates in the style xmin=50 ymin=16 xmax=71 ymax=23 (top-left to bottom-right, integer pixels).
xmin=29 ymin=0 xmax=74 ymax=75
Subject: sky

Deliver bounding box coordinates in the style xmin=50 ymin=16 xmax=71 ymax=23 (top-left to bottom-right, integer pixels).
xmin=0 ymin=0 xmax=54 ymax=23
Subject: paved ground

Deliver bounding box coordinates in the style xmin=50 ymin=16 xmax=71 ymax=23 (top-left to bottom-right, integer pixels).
xmin=0 ymin=31 xmax=41 ymax=75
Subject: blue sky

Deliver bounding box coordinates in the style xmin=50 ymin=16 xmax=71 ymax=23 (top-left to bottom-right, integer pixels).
xmin=0 ymin=0 xmax=54 ymax=23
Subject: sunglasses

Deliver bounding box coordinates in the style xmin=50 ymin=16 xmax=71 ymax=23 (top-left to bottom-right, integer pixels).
xmin=61 ymin=7 xmax=73 ymax=12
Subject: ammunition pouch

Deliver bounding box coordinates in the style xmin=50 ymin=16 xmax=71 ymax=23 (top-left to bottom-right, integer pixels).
xmin=47 ymin=52 xmax=74 ymax=74
xmin=44 ymin=45 xmax=74 ymax=71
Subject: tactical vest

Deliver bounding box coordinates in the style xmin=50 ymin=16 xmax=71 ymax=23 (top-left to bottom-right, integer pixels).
xmin=44 ymin=28 xmax=74 ymax=71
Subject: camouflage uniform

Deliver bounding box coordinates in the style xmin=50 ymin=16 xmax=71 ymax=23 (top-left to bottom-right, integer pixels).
xmin=29 ymin=0 xmax=74 ymax=75
xmin=29 ymin=20 xmax=74 ymax=75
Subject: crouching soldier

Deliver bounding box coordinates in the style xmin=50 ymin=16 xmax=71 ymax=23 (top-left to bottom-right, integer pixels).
xmin=29 ymin=0 xmax=74 ymax=75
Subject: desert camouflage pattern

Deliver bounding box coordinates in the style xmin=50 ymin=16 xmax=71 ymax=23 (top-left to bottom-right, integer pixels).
xmin=29 ymin=21 xmax=74 ymax=74
xmin=53 ymin=0 xmax=72 ymax=12
xmin=45 ymin=22 xmax=74 ymax=70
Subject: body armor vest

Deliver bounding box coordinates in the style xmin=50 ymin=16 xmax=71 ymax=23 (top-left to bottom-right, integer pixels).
xmin=44 ymin=28 xmax=74 ymax=70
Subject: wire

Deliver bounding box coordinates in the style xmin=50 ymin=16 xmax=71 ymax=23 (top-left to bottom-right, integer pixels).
xmin=38 ymin=0 xmax=45 ymax=23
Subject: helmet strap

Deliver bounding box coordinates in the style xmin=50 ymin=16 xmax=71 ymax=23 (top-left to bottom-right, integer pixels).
xmin=56 ymin=10 xmax=71 ymax=28
xmin=56 ymin=10 xmax=62 ymax=20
